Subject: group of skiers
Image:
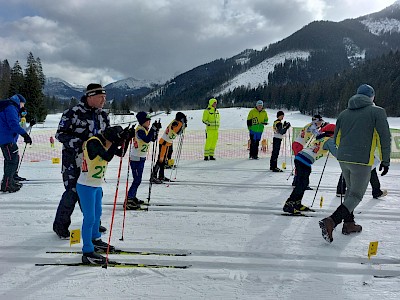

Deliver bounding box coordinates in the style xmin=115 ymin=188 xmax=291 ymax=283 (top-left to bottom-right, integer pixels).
xmin=244 ymin=84 xmax=391 ymax=244
xmin=0 ymin=82 xmax=392 ymax=264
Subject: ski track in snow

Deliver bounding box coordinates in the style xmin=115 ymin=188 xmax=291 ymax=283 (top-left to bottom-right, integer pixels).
xmin=1 ymin=113 xmax=400 ymax=299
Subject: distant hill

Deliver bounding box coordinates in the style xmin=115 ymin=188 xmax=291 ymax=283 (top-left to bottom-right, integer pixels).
xmin=141 ymin=1 xmax=400 ymax=109
xmin=43 ymin=77 xmax=160 ymax=101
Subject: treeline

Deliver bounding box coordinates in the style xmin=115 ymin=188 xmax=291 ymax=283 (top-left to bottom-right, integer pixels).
xmin=220 ymin=50 xmax=400 ymax=117
xmin=0 ymin=52 xmax=47 ymax=122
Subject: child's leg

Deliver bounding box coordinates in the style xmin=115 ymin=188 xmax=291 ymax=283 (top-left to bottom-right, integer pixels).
xmin=77 ymin=184 xmax=97 ymax=253
xmin=91 ymin=187 xmax=103 ymax=241
xmin=128 ymin=159 xmax=146 ymax=198
xmin=270 ymin=138 xmax=282 ymax=169
xmin=288 ymin=160 xmax=310 ymax=202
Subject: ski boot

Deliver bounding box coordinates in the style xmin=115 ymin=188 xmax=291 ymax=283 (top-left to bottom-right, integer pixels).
xmin=283 ymin=200 xmax=300 ymax=214
xmin=14 ymin=174 xmax=27 ymax=181
xmin=92 ymin=238 xmax=115 ymax=252
xmin=53 ymin=224 xmax=70 ymax=239
xmin=82 ymin=252 xmax=107 ymax=264
xmin=125 ymin=197 xmax=142 ymax=210
xmin=373 ymin=190 xmax=388 ymax=199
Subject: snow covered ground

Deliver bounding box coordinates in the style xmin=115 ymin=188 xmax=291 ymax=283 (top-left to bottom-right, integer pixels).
xmin=1 ymin=109 xmax=400 ymax=299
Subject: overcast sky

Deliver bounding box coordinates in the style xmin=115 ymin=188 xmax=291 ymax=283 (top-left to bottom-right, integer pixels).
xmin=0 ymin=0 xmax=396 ymax=87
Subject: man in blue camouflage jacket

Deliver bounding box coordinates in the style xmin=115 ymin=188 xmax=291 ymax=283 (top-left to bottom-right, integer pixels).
xmin=53 ymin=83 xmax=110 ymax=239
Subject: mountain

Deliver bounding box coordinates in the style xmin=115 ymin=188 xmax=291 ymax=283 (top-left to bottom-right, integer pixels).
xmin=43 ymin=77 xmax=84 ymax=101
xmin=142 ymin=1 xmax=400 ymax=109
xmin=43 ymin=77 xmax=160 ymax=101
xmin=104 ymin=77 xmax=160 ymax=101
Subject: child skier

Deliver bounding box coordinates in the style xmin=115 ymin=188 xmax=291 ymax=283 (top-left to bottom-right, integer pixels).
xmin=151 ymin=112 xmax=187 ymax=183
xmin=270 ymin=111 xmax=291 ymax=172
xmin=125 ymin=112 xmax=161 ymax=210
xmin=291 ymin=115 xmax=324 ymax=186
xmin=76 ymin=125 xmax=130 ymax=264
xmin=283 ymin=124 xmax=337 ymax=214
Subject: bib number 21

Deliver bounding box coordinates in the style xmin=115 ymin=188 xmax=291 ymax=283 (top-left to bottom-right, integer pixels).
xmin=92 ymin=166 xmax=106 ymax=179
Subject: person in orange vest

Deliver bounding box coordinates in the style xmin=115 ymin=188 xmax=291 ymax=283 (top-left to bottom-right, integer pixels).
xmin=151 ymin=112 xmax=187 ymax=183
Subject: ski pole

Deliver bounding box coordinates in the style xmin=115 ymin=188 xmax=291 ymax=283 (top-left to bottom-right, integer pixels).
xmin=174 ymin=132 xmax=184 ymax=178
xmin=311 ymin=152 xmax=330 ymax=207
xmin=169 ymin=129 xmax=185 ymax=180
xmin=147 ymin=130 xmax=159 ymax=204
xmin=17 ymin=126 xmax=32 ymax=173
xmin=289 ymin=130 xmax=293 ymax=174
xmin=120 ymin=139 xmax=133 ymax=241
xmin=104 ymin=143 xmax=125 ymax=268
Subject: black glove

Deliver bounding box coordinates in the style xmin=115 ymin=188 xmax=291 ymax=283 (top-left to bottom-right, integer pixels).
xmin=151 ymin=121 xmax=162 ymax=130
xmin=22 ymin=133 xmax=32 ymax=145
xmin=128 ymin=127 xmax=135 ymax=139
xmin=379 ymin=162 xmax=389 ymax=176
xmin=30 ymin=118 xmax=37 ymax=127
xmin=118 ymin=126 xmax=131 ymax=141
xmin=316 ymin=132 xmax=327 ymax=140
xmin=283 ymin=121 xmax=291 ymax=129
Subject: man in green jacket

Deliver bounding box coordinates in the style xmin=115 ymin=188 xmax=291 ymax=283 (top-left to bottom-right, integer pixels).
xmin=319 ymin=84 xmax=391 ymax=243
xmin=247 ymin=100 xmax=269 ymax=159
xmin=202 ymin=98 xmax=220 ymax=160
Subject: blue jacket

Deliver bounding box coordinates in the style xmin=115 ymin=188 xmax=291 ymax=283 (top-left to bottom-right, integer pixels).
xmin=0 ymin=96 xmax=27 ymax=145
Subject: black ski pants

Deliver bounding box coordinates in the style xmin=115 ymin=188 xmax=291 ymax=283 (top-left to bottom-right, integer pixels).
xmin=0 ymin=143 xmax=19 ymax=188
xmin=53 ymin=149 xmax=81 ymax=231
xmin=270 ymin=137 xmax=282 ymax=169
xmin=287 ymin=159 xmax=311 ymax=203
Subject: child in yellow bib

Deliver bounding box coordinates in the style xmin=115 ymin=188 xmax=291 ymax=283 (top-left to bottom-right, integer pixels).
xmin=76 ymin=125 xmax=130 ymax=265
xmin=125 ymin=112 xmax=160 ymax=209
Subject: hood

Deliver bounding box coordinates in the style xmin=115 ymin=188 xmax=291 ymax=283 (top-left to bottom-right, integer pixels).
xmin=10 ymin=94 xmax=26 ymax=106
xmin=208 ymin=98 xmax=217 ymax=108
xmin=347 ymin=94 xmax=373 ymax=110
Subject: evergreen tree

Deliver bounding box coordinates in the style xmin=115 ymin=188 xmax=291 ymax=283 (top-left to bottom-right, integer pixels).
xmin=9 ymin=61 xmax=24 ymax=96
xmin=0 ymin=60 xmax=11 ymax=98
xmin=22 ymin=52 xmax=47 ymax=122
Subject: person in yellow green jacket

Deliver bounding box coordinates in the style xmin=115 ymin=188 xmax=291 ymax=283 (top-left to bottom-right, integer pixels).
xmin=202 ymin=98 xmax=220 ymax=160
xmin=246 ymin=100 xmax=268 ymax=159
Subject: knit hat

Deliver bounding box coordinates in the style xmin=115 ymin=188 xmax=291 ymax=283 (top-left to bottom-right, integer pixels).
xmin=103 ymin=126 xmax=123 ymax=143
xmin=86 ymin=83 xmax=106 ymax=97
xmin=321 ymin=123 xmax=336 ymax=136
xmin=356 ymin=84 xmax=375 ymax=98
xmin=256 ymin=100 xmax=263 ymax=106
xmin=277 ymin=110 xmax=284 ymax=118
xmin=136 ymin=111 xmax=151 ymax=125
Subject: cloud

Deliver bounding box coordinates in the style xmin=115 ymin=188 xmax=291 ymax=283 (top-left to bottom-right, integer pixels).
xmin=0 ymin=0 xmax=396 ymax=86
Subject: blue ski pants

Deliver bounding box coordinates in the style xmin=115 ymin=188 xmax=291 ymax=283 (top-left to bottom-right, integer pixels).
xmin=128 ymin=158 xmax=146 ymax=199
xmin=76 ymin=183 xmax=102 ymax=253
